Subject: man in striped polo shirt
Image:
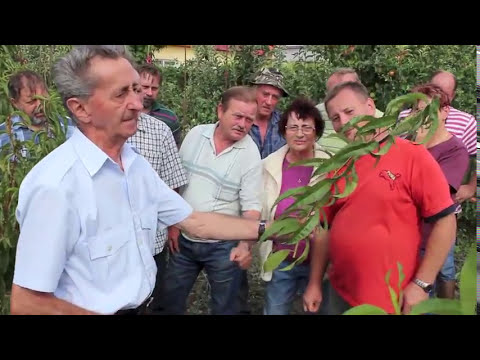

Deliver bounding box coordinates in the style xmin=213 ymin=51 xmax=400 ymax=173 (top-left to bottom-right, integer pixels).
xmin=158 ymin=86 xmax=263 ymax=315
xmin=137 ymin=64 xmax=182 ymax=147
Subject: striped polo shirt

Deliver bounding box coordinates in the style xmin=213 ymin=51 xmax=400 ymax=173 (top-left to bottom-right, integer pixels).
xmin=179 ymin=123 xmax=263 ymax=243
xmin=399 ymin=106 xmax=476 ymax=155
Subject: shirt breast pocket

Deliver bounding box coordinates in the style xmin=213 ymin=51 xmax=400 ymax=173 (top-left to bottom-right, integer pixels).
xmin=87 ymin=227 xmax=131 ymax=284
xmin=140 ymin=208 xmax=158 ymax=253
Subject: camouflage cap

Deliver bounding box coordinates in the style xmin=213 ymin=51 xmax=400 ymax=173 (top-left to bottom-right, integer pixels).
xmin=251 ymin=67 xmax=289 ymax=97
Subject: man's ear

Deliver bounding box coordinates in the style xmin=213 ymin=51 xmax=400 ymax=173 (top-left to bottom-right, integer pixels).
xmin=10 ymin=98 xmax=18 ymax=110
xmin=66 ymin=97 xmax=91 ymax=125
xmin=439 ymin=105 xmax=449 ymax=123
xmin=217 ymin=103 xmax=224 ymax=120
xmin=366 ymin=97 xmax=376 ymax=116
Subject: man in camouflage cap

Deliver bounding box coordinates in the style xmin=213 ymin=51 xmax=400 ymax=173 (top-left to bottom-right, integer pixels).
xmin=249 ymin=67 xmax=289 ymax=159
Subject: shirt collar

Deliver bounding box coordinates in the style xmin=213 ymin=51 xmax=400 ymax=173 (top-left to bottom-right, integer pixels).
xmin=70 ymin=128 xmax=138 ymax=177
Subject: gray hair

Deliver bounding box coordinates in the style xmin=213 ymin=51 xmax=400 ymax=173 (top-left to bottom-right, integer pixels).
xmin=330 ymin=67 xmax=360 ymax=80
xmin=324 ymin=81 xmax=370 ymax=111
xmin=52 ymin=45 xmax=134 ymax=124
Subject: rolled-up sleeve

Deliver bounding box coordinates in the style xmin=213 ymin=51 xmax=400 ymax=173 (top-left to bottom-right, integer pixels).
xmin=14 ymin=186 xmax=80 ymax=293
xmin=239 ymin=154 xmax=263 ymax=213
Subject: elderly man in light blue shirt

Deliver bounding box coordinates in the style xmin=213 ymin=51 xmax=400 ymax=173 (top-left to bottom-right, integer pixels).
xmin=10 ymin=46 xmax=270 ymax=315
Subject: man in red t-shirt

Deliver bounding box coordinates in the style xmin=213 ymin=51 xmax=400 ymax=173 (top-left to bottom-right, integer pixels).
xmin=303 ymin=82 xmax=457 ymax=314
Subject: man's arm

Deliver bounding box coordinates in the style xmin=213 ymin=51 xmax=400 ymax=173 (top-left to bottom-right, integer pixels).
xmin=230 ymin=210 xmax=261 ymax=269
xmin=176 ymin=212 xmax=263 ymax=241
xmin=401 ymin=213 xmax=456 ymax=314
xmin=10 ymin=284 xmax=98 ymax=315
xmin=455 ymin=157 xmax=477 ymax=203
xmin=168 ymin=188 xmax=183 ymax=253
xmin=303 ymin=227 xmax=329 ymax=312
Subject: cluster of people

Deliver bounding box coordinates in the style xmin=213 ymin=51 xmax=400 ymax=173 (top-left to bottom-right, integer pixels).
xmin=2 ymin=45 xmax=476 ymax=315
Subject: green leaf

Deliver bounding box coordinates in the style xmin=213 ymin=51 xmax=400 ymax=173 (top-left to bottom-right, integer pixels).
xmin=263 ymin=249 xmax=290 ymax=273
xmin=318 ymin=207 xmax=329 ymax=231
xmin=371 ymin=135 xmax=395 ymax=157
xmin=259 ymin=217 xmax=301 ymax=243
xmin=270 ymin=186 xmax=307 ymax=210
xmin=275 ymin=218 xmax=303 ymax=237
xmin=389 ymin=108 xmax=426 ymax=137
xmin=397 ymin=262 xmax=405 ymax=309
xmin=414 ymin=99 xmax=439 ymax=146
xmin=323 ymin=132 xmax=350 ymax=144
xmin=285 ymin=180 xmax=333 ymax=209
xmin=409 ymin=298 xmax=464 ymax=315
xmin=279 ymin=239 xmax=310 ymax=272
xmin=388 ymin=285 xmax=401 ymax=315
xmin=289 ymin=157 xmax=327 ymax=168
xmin=287 ymin=208 xmax=320 ymax=245
xmin=329 ymin=141 xmax=378 ymax=164
xmin=340 ymin=115 xmax=377 ymax=134
xmin=384 ymin=92 xmax=429 ymax=116
xmin=385 ymin=269 xmax=392 ymax=285
xmin=334 ymin=165 xmax=358 ymax=199
xmin=343 ymin=304 xmax=388 ymax=315
xmin=356 ymin=115 xmax=398 ymax=134
xmin=459 ymin=244 xmax=477 ymax=315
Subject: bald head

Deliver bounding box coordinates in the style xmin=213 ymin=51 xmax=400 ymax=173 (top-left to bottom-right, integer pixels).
xmin=430 ymin=71 xmax=456 ymax=102
xmin=326 ymin=68 xmax=360 ymax=92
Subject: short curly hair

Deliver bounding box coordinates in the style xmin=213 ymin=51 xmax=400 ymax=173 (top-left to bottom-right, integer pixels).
xmin=278 ymin=97 xmax=325 ymax=139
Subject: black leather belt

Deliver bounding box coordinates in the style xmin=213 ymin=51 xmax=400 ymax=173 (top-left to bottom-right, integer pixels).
xmin=115 ymin=298 xmax=151 ymax=315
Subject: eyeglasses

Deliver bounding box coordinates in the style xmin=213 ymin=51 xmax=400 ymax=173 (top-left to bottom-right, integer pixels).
xmin=285 ymin=125 xmax=316 ymax=134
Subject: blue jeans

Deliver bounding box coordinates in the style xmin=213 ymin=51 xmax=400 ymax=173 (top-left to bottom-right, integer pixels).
xmin=158 ymin=234 xmax=242 ymax=315
xmin=437 ymin=242 xmax=456 ymax=281
xmin=264 ymin=260 xmax=311 ymax=315
xmin=420 ymin=242 xmax=456 ymax=298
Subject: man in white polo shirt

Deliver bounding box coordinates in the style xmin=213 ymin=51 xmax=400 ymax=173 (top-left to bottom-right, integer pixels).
xmin=159 ymin=86 xmax=263 ymax=315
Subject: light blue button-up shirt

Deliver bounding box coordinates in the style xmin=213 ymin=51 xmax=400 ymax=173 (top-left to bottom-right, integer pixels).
xmin=13 ymin=128 xmax=193 ymax=314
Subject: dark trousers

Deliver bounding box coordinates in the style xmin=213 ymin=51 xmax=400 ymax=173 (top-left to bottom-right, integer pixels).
xmin=157 ymin=234 xmax=242 ymax=315
xmin=237 ymin=270 xmax=251 ymax=315
xmin=146 ymin=247 xmax=169 ymax=312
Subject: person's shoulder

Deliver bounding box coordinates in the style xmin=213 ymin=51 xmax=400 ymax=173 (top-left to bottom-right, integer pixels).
xmin=186 ymin=124 xmax=211 ymax=138
xmin=263 ymin=144 xmax=288 ymax=163
xmin=390 ymin=137 xmax=427 ymax=157
xmin=139 ymin=113 xmax=169 ymax=131
xmin=151 ymin=103 xmax=178 ymax=120
xmin=19 ymin=140 xmax=77 ymax=192
xmin=448 ymin=134 xmax=469 ymax=155
xmin=448 ymin=107 xmax=475 ymax=121
xmin=272 ymin=108 xmax=283 ymax=120
xmin=242 ymin=135 xmax=262 ymax=159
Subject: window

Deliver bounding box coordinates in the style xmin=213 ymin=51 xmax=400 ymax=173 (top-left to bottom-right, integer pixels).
xmin=154 ymin=59 xmax=178 ymax=67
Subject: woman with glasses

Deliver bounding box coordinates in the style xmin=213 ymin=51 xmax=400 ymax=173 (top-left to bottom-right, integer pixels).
xmin=259 ymin=97 xmax=328 ymax=315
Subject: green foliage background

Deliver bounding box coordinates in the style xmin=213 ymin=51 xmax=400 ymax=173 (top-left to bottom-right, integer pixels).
xmin=0 ymin=45 xmax=476 ymax=314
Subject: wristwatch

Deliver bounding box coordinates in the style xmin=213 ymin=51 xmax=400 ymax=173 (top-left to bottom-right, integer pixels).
xmin=258 ymin=220 xmax=267 ymax=239
xmin=413 ymin=278 xmax=433 ymax=293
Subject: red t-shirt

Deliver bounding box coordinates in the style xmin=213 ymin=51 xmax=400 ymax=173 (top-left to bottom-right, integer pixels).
xmin=325 ymin=137 xmax=455 ymax=313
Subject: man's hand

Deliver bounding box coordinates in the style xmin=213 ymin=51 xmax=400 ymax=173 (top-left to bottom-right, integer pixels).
xmin=401 ymin=282 xmax=429 ymax=315
xmin=230 ymin=241 xmax=252 ymax=270
xmin=303 ymin=282 xmax=322 ymax=313
xmin=455 ymin=184 xmax=476 ymax=203
xmin=168 ymin=226 xmax=180 ymax=253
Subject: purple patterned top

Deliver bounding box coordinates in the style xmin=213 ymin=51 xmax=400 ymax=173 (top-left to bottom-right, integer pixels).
xmin=274 ymin=156 xmax=313 ymax=262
